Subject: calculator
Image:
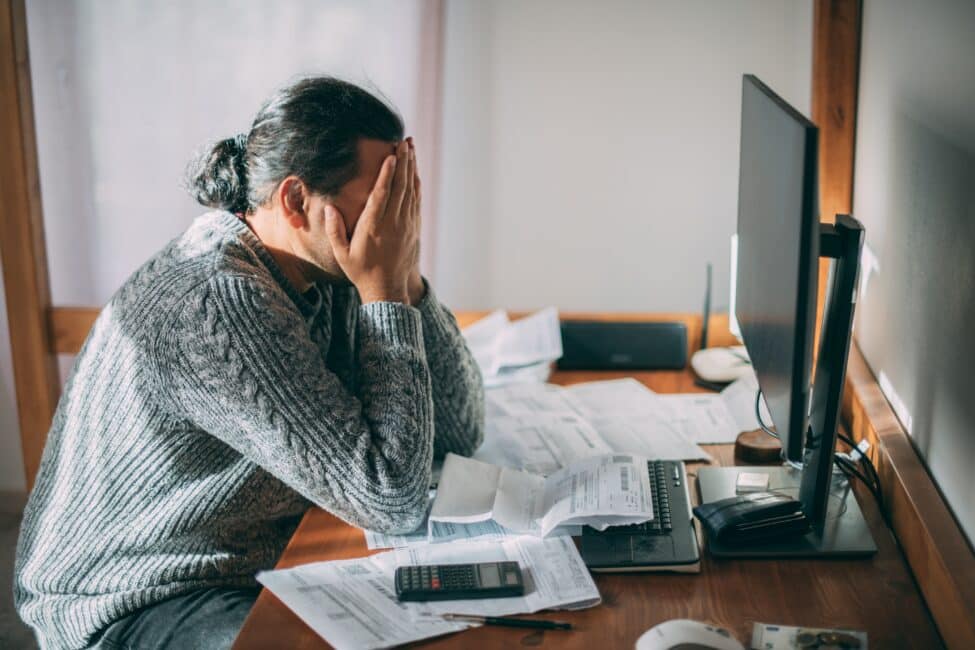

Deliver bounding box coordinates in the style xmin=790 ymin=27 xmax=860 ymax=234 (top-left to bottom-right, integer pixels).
xmin=394 ymin=561 xmax=525 ymax=602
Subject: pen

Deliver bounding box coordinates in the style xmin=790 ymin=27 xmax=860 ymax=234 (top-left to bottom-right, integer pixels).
xmin=442 ymin=613 xmax=572 ymax=630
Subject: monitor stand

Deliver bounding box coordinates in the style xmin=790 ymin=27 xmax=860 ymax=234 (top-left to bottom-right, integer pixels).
xmin=697 ymin=465 xmax=877 ymax=558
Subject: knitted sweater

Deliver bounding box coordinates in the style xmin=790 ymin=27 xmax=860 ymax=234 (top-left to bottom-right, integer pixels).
xmin=14 ymin=211 xmax=485 ymax=649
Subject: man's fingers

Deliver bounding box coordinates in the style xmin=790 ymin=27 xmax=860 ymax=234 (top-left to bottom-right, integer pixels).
xmin=403 ymin=146 xmax=416 ymax=225
xmin=361 ymin=155 xmax=396 ymax=230
xmin=385 ymin=141 xmax=411 ymax=223
xmin=414 ymin=172 xmax=422 ymax=218
xmin=324 ymin=205 xmax=350 ymax=262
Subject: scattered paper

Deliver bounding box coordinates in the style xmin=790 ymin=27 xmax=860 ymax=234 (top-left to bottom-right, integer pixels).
xmin=586 ymin=414 xmax=712 ymax=462
xmin=654 ymin=393 xmax=741 ymax=444
xmin=431 ymin=453 xmax=653 ymax=537
xmin=485 ymin=382 xmax=579 ymax=419
xmin=363 ymin=526 xmax=430 ymax=550
xmin=491 ymin=307 xmax=562 ymax=373
xmin=258 ymin=536 xmax=601 ymax=650
xmin=462 ymin=308 xmax=562 ymax=387
xmin=382 ymin=536 xmax=601 ymax=619
xmin=474 ymin=413 xmax=612 ymax=475
xmin=256 ymin=557 xmax=469 ymax=650
xmin=563 ymin=378 xmax=660 ymax=417
xmin=365 ymin=506 xmax=581 ymax=550
xmin=483 ymin=361 xmax=553 ymax=388
xmin=483 ymin=379 xmax=711 ymax=463
xmin=720 ymin=370 xmax=770 ymax=433
xmin=461 ymin=309 xmax=509 ymax=372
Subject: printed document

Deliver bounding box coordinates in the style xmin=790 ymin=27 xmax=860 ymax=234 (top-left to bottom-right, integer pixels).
xmin=257 ymin=535 xmax=601 ymax=650
xmin=256 ymin=557 xmax=468 ymax=650
xmin=364 ymin=507 xmax=581 ymax=550
xmin=382 ymin=535 xmax=601 ymax=618
xmin=485 ymin=382 xmax=579 ymax=419
xmin=565 ymin=376 xmax=767 ymax=444
xmin=654 ymin=393 xmax=741 ymax=443
xmin=462 ymin=308 xmax=562 ymax=387
xmin=474 ymin=412 xmax=612 ymax=475
xmin=483 ymin=379 xmax=711 ymax=462
xmin=585 ymin=414 xmax=712 ymax=462
xmin=430 ymin=453 xmax=653 ymax=537
xmin=491 ymin=307 xmax=562 ymax=373
xmin=563 ymin=377 xmax=660 ymax=417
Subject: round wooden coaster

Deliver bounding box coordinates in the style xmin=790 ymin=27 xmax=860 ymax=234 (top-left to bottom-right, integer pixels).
xmin=734 ymin=429 xmax=781 ymax=464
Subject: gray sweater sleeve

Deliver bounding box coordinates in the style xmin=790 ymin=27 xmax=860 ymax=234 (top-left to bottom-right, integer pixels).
xmin=165 ymin=275 xmax=434 ymax=534
xmin=415 ymin=285 xmax=486 ymax=458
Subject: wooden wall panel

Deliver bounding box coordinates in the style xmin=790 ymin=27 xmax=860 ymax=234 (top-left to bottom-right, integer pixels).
xmin=0 ymin=0 xmax=59 ymax=489
xmin=843 ymin=346 xmax=975 ymax=649
xmin=811 ymin=0 xmax=861 ymax=345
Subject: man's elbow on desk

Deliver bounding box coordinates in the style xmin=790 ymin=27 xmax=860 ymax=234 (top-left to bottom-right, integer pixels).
xmin=349 ymin=495 xmax=428 ymax=536
xmin=320 ymin=470 xmax=431 ymax=534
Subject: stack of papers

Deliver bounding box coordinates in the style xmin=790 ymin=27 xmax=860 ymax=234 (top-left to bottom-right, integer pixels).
xmin=430 ymin=453 xmax=654 ymax=537
xmin=257 ymin=535 xmax=601 ymax=650
xmin=474 ymin=373 xmax=770 ymax=477
xmin=463 ymin=308 xmax=563 ymax=387
xmin=363 ymin=503 xmax=530 ymax=551
xmin=476 ymin=379 xmax=712 ymax=469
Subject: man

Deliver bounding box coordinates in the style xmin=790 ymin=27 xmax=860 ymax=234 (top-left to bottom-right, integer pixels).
xmin=16 ymin=77 xmax=484 ymax=649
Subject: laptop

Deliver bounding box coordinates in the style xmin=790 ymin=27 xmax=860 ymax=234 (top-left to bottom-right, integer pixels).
xmin=579 ymin=460 xmax=701 ymax=573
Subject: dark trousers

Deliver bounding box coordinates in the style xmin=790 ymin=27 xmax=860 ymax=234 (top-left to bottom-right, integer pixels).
xmin=90 ymin=587 xmax=259 ymax=650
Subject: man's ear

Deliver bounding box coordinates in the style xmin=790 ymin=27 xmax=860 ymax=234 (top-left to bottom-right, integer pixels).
xmin=278 ymin=177 xmax=308 ymax=229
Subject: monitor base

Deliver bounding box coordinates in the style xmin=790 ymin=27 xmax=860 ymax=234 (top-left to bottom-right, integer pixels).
xmin=696 ymin=466 xmax=878 ymax=558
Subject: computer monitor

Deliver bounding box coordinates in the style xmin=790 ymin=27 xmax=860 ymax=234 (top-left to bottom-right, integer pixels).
xmin=696 ymin=75 xmax=876 ymax=558
xmin=735 ymin=74 xmax=819 ymax=464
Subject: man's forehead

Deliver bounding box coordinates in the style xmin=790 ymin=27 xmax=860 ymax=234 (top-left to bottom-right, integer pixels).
xmin=358 ymin=137 xmax=398 ymax=163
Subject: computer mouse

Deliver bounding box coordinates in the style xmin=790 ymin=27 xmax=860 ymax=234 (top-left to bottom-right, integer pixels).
xmin=690 ymin=346 xmax=752 ymax=383
xmin=635 ymin=619 xmax=744 ymax=650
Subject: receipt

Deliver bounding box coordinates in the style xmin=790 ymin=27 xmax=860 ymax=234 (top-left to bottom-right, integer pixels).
xmin=431 ymin=453 xmax=654 ymax=537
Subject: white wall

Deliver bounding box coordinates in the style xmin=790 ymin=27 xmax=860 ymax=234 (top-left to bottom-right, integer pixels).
xmin=0 ymin=0 xmax=437 ymax=493
xmin=852 ymin=0 xmax=975 ymax=543
xmin=26 ymin=0 xmax=438 ymax=306
xmin=435 ymin=0 xmax=812 ymax=312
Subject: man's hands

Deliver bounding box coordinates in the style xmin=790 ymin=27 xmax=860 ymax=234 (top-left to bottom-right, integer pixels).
xmin=325 ymin=139 xmax=423 ymax=305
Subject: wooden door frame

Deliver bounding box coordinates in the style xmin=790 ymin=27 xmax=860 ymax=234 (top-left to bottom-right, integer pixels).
xmin=0 ymin=0 xmax=59 ymax=490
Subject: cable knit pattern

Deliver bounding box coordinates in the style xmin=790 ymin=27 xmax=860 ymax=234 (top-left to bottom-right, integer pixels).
xmin=14 ymin=211 xmax=484 ymax=649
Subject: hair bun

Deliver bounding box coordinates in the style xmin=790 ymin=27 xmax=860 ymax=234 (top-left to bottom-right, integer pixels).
xmin=184 ymin=134 xmax=250 ymax=213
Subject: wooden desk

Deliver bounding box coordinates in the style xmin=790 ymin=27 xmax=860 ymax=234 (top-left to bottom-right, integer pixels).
xmin=234 ymin=365 xmax=943 ymax=649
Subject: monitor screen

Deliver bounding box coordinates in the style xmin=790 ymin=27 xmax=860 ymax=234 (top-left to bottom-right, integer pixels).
xmin=735 ymin=75 xmax=819 ymax=462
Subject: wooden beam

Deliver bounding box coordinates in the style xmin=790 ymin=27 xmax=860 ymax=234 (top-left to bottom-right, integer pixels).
xmin=811 ymin=0 xmax=861 ymax=345
xmin=0 ymin=0 xmax=59 ymax=489
xmin=48 ymin=306 xmax=100 ymax=355
xmin=812 ymin=0 xmax=861 ymax=224
xmin=843 ymin=346 xmax=975 ymax=649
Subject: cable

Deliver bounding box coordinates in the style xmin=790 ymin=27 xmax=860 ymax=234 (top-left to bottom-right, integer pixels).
xmin=755 ymin=389 xmax=778 ymax=439
xmin=753 ymin=388 xmax=888 ymax=526
xmin=837 ymin=431 xmax=886 ymax=514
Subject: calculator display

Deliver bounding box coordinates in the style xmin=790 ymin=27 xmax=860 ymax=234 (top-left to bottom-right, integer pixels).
xmin=477 ymin=564 xmax=501 ymax=587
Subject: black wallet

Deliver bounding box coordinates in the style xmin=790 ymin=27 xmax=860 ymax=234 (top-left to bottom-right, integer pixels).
xmin=693 ymin=492 xmax=811 ymax=545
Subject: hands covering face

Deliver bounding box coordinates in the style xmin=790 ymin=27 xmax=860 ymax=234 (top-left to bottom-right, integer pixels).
xmin=325 ymin=138 xmax=423 ymax=305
